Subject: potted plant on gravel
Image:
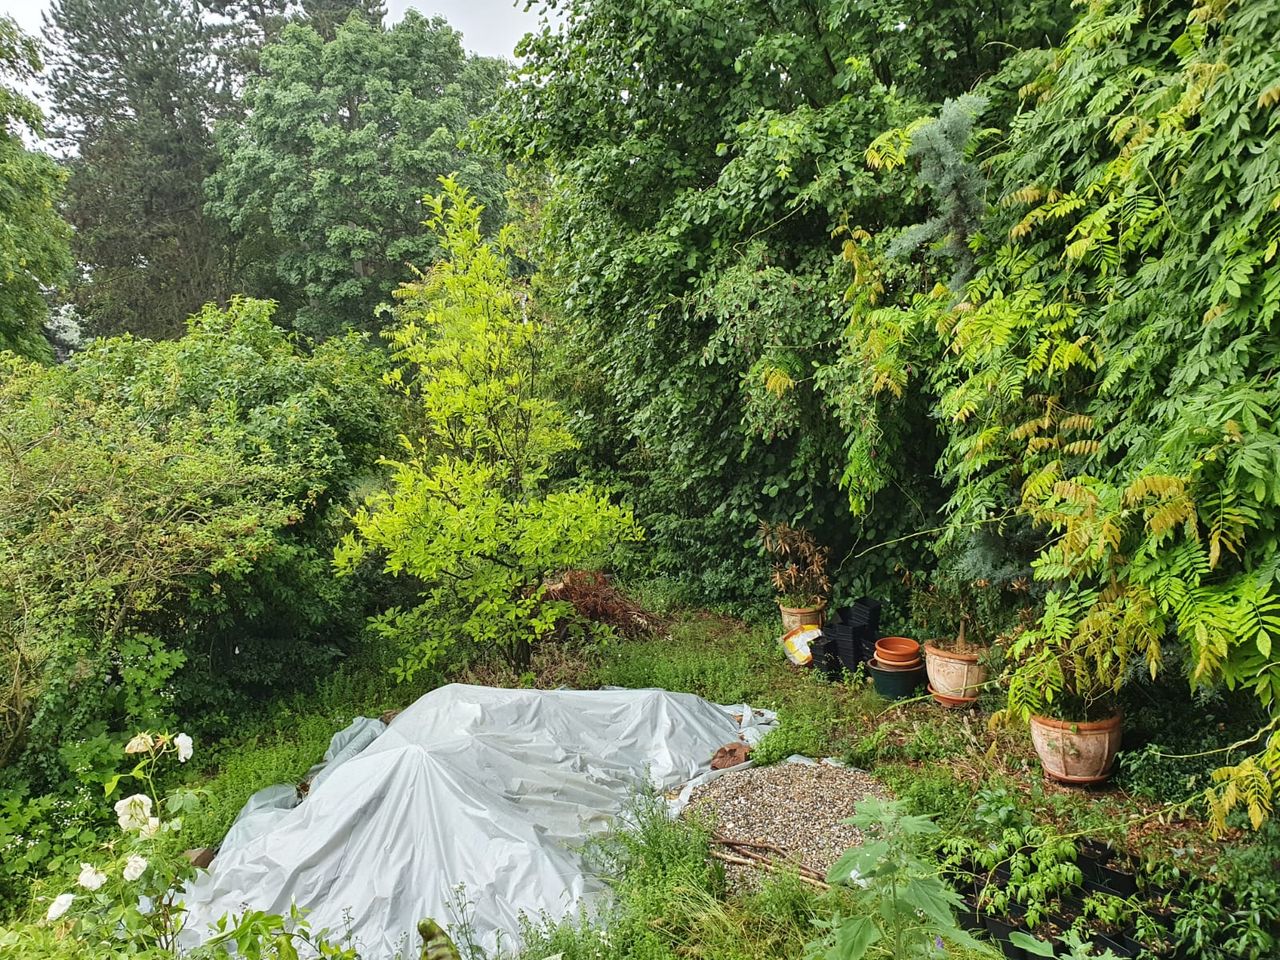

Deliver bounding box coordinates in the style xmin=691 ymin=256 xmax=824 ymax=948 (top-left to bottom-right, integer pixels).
xmin=758 ymin=521 xmax=830 ymax=631
xmin=1003 ymin=593 xmax=1124 ymax=784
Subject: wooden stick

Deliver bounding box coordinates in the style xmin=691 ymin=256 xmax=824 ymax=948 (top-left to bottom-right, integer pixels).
xmin=708 ymin=849 xmax=831 ymax=890
xmin=712 ymin=833 xmax=826 ymax=882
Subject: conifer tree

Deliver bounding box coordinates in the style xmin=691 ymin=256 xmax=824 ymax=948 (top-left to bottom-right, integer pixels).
xmin=43 ymin=0 xmax=233 ymax=337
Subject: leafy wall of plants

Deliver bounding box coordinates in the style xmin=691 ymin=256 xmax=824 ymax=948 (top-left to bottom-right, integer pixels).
xmin=495 ymin=0 xmax=1076 ymax=606
xmin=842 ymin=0 xmax=1280 ymax=826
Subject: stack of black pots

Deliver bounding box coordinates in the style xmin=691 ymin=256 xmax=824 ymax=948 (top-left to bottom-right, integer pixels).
xmin=812 ymin=597 xmax=881 ymax=680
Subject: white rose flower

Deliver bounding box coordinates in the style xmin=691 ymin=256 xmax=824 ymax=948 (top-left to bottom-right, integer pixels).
xmin=139 ymin=816 xmax=161 ymax=839
xmin=77 ymin=863 xmax=107 ymax=890
xmin=173 ymin=732 xmax=193 ymax=763
xmin=124 ymin=732 xmax=155 ymax=755
xmin=123 ymin=854 xmax=148 ymax=882
xmin=46 ymin=892 xmax=74 ymax=921
xmin=114 ymin=793 xmax=153 ymax=832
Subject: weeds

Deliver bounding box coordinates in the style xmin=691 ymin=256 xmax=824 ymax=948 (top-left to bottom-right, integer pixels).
xmin=518 ymin=797 xmax=827 ymax=960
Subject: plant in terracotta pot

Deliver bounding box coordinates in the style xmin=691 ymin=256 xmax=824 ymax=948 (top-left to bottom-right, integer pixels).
xmin=910 ymin=575 xmax=998 ymax=707
xmin=758 ymin=521 xmax=830 ymax=631
xmin=1003 ymin=592 xmax=1125 ymax=784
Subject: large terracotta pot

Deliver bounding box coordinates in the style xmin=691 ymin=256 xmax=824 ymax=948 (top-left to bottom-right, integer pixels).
xmin=1030 ymin=713 xmax=1123 ymax=784
xmin=924 ymin=644 xmax=987 ymax=703
xmin=780 ymin=601 xmax=825 ymax=632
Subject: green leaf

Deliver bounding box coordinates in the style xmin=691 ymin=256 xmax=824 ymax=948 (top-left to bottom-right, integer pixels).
xmin=1010 ymin=931 xmax=1056 ymax=957
xmin=827 ymin=916 xmax=880 ymax=960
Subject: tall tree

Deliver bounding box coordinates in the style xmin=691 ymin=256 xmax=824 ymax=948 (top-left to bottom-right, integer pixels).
xmin=43 ymin=0 xmax=233 ymax=338
xmin=207 ymin=11 xmax=507 ymax=338
xmin=0 ymin=17 xmax=71 ymax=360
xmin=495 ymin=0 xmax=1074 ymax=602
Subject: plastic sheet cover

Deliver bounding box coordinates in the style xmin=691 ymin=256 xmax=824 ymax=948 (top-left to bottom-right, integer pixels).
xmin=180 ymin=684 xmax=773 ymax=958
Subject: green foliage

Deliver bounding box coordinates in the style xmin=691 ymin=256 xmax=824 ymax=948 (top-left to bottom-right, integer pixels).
xmin=1170 ymin=821 xmax=1280 ymax=960
xmin=337 ymin=179 xmax=642 ymax=675
xmin=595 ymin=631 xmax=770 ymax=706
xmin=496 ymin=0 xmax=1075 ymax=603
xmin=0 ymin=17 xmax=72 ymax=360
xmin=879 ymin=94 xmax=989 ymax=290
xmin=943 ymin=822 xmax=1082 ymax=929
xmin=815 ymin=798 xmax=988 ymax=959
xmin=750 ymin=713 xmax=830 ymax=767
xmin=207 ymin=11 xmax=507 ymax=337
xmin=836 ymin=0 xmax=1280 ymax=825
xmin=0 ymin=731 xmax=358 ymax=958
xmin=44 ymin=0 xmax=233 ymax=337
xmin=0 ymin=298 xmax=396 ymax=782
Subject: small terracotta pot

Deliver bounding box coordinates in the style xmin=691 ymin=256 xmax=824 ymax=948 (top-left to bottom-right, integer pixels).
xmin=875 ymin=636 xmax=920 ymax=663
xmin=924 ymin=643 xmax=987 ymax=702
xmin=780 ymin=601 xmax=826 ymax=632
xmin=872 ymin=656 xmax=922 ymax=672
xmin=1030 ymin=713 xmax=1123 ymax=784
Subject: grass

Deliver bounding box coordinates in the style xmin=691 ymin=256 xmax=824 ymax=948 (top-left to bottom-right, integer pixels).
xmin=517 ymin=799 xmax=828 ymax=960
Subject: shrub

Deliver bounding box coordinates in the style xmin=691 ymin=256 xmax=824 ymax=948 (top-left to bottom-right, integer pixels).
xmin=0 ymin=299 xmax=396 ymax=783
xmin=337 ymin=178 xmax=642 ymax=677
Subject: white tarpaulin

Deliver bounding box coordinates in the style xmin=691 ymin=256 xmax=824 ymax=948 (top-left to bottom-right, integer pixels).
xmin=180 ymin=683 xmax=774 ymax=958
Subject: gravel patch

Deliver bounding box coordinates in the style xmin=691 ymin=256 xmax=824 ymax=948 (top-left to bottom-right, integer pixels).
xmin=684 ymin=761 xmax=890 ymax=884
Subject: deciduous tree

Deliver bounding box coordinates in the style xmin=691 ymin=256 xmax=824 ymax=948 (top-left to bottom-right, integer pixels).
xmin=208 ymin=12 xmax=507 ymax=337
xmin=0 ymin=17 xmax=71 ymax=360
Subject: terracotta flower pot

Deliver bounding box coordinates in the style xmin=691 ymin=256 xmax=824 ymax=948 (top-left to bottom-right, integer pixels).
xmin=924 ymin=643 xmax=987 ymax=703
xmin=875 ymin=636 xmax=920 ymax=663
xmin=1030 ymin=713 xmax=1123 ymax=784
xmin=780 ymin=601 xmax=825 ymax=632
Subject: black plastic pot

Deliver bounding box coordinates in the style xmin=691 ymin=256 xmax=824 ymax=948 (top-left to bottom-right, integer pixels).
xmin=809 ymin=637 xmax=843 ymax=681
xmin=828 ymin=600 xmax=881 ymax=670
xmin=1098 ymin=862 xmax=1138 ymax=897
xmin=868 ymin=658 xmax=923 ymax=699
xmin=1077 ymin=840 xmax=1137 ymax=896
xmin=984 ymin=915 xmax=1027 ymax=960
xmin=956 ymin=896 xmax=983 ymax=934
xmin=1091 ymin=932 xmax=1139 ymax=958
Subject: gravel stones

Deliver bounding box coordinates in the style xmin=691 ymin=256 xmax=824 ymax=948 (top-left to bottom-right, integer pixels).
xmin=685 ymin=760 xmax=890 ymax=878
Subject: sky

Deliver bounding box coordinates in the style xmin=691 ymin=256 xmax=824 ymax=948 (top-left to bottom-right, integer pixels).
xmin=0 ymin=0 xmax=550 ymax=59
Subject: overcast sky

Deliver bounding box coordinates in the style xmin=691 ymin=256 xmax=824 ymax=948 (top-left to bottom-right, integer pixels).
xmin=0 ymin=0 xmax=549 ymax=59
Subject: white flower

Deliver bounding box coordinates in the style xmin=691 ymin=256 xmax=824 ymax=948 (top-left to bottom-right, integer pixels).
xmin=114 ymin=793 xmax=153 ymax=832
xmin=138 ymin=817 xmax=161 ymax=839
xmin=123 ymin=854 xmax=148 ymax=882
xmin=174 ymin=732 xmax=193 ymax=763
xmin=77 ymin=863 xmax=107 ymax=890
xmin=124 ymin=732 xmax=155 ymax=755
xmin=45 ymin=892 xmax=74 ymax=921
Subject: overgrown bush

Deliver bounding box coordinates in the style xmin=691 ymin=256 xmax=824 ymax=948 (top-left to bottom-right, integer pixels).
xmin=0 ymin=298 xmax=396 ymax=785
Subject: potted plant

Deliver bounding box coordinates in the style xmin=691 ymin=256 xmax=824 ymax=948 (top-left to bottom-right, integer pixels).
xmin=1004 ymin=593 xmax=1124 ymax=784
xmin=909 ymin=573 xmax=1001 ymax=707
xmin=758 ymin=521 xmax=830 ymax=631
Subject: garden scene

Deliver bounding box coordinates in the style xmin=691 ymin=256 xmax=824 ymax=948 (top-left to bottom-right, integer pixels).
xmin=2 ymin=0 xmax=1280 ymax=958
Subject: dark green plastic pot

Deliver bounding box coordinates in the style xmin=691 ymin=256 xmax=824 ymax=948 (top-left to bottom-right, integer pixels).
xmin=868 ymin=657 xmax=924 ymax=699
